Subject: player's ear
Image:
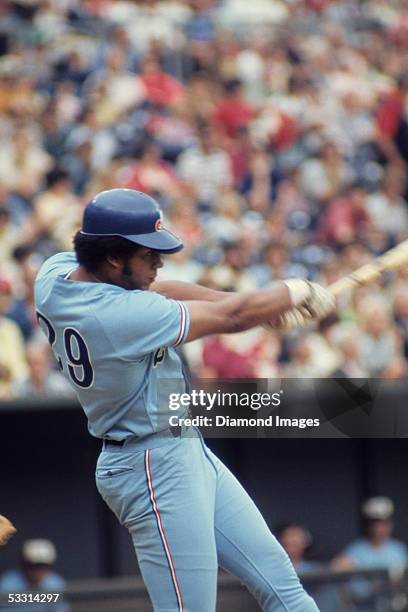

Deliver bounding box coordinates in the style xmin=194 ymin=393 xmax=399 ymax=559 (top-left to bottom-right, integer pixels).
xmin=106 ymin=255 xmax=122 ymax=271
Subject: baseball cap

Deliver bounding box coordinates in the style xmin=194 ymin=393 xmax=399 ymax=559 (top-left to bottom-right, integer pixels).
xmin=22 ymin=539 xmax=57 ymax=565
xmin=81 ymin=189 xmax=183 ymax=253
xmin=362 ymin=496 xmax=394 ymax=520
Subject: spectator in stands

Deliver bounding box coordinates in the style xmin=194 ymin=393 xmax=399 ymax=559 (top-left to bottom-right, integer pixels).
xmin=366 ymin=169 xmax=408 ymax=240
xmin=6 ymin=249 xmax=43 ymax=342
xmin=333 ymin=496 xmax=408 ymax=575
xmin=0 ymin=203 xmax=21 ymax=278
xmin=0 ymin=276 xmax=28 ymax=399
xmin=329 ymin=323 xmax=369 ymax=378
xmin=317 ymin=183 xmax=370 ymax=247
xmin=300 ymin=141 xmax=354 ymax=206
xmin=357 ymin=297 xmax=403 ymax=376
xmin=14 ymin=341 xmax=76 ymax=400
xmin=201 ymin=333 xmax=256 ymax=378
xmin=139 ymin=54 xmax=186 ymax=107
xmin=83 ymin=46 xmax=146 ymax=124
xmin=176 ymin=122 xmax=232 ymax=210
xmin=123 ymin=141 xmax=183 ymax=206
xmin=32 ymin=167 xmax=82 ymax=252
xmin=277 ymin=523 xmax=318 ymax=574
xmin=0 ymin=129 xmax=52 ymax=204
xmin=277 ymin=523 xmax=343 ymax=612
xmin=0 ymin=539 xmax=67 ymax=612
xmin=212 ymin=78 xmax=256 ymax=139
xmin=333 ymin=497 xmax=408 ymax=610
xmin=283 ymin=334 xmax=341 ymax=378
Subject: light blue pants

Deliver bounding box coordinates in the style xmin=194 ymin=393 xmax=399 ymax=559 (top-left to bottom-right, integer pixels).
xmin=95 ymin=429 xmax=319 ymax=612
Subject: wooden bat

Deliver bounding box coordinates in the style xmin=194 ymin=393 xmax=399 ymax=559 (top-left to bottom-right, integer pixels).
xmin=328 ymin=239 xmax=408 ymax=297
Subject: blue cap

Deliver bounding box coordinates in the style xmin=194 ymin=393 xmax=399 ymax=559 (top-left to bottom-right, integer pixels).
xmin=81 ymin=189 xmax=183 ymax=253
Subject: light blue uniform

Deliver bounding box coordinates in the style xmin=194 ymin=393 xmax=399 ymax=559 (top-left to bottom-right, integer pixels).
xmin=35 ymin=252 xmax=318 ymax=612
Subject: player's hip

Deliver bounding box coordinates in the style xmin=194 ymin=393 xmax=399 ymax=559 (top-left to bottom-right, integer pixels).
xmin=95 ymin=428 xmax=216 ymax=530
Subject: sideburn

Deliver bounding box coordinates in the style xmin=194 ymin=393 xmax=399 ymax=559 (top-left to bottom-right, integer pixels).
xmin=122 ymin=261 xmax=133 ymax=277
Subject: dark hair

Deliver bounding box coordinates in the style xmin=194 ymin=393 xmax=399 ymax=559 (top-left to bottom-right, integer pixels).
xmin=73 ymin=231 xmax=141 ymax=273
xmin=13 ymin=243 xmax=35 ymax=262
xmin=45 ymin=166 xmax=69 ymax=189
xmin=275 ymin=523 xmax=313 ymax=548
xmin=223 ymin=78 xmax=242 ymax=94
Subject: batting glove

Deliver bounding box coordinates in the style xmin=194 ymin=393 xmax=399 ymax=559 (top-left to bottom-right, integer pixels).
xmin=302 ymin=282 xmax=336 ymax=319
xmin=263 ymin=306 xmax=313 ymax=331
xmin=283 ymin=280 xmax=335 ymax=320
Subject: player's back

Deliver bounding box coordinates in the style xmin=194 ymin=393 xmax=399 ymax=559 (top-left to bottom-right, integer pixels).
xmin=34 ymin=252 xmax=189 ymax=440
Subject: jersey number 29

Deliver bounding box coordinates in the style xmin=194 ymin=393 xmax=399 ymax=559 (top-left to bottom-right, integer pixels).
xmin=36 ymin=311 xmax=94 ymax=389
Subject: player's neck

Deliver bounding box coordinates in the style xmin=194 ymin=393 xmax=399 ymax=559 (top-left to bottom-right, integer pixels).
xmin=69 ymin=266 xmax=106 ymax=284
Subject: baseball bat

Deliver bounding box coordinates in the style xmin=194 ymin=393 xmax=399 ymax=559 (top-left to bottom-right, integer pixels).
xmin=328 ymin=239 xmax=408 ymax=297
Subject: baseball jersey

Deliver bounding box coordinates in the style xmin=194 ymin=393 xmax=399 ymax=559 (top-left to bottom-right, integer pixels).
xmin=34 ymin=252 xmax=190 ymax=440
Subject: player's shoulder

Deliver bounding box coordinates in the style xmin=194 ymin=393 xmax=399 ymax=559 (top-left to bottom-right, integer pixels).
xmin=94 ymin=289 xmax=181 ymax=337
xmin=36 ymin=252 xmax=78 ymax=283
xmin=100 ymin=287 xmax=175 ymax=315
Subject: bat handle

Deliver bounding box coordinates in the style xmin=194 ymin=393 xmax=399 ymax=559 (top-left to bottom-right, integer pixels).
xmin=328 ymin=277 xmax=362 ymax=297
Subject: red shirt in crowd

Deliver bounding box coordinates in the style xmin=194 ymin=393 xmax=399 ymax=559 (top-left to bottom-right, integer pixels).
xmin=376 ymin=89 xmax=404 ymax=139
xmin=123 ymin=161 xmax=181 ymax=196
xmin=212 ymin=98 xmax=256 ymax=139
xmin=202 ymin=337 xmax=256 ymax=378
xmin=140 ymin=72 xmax=186 ymax=107
xmin=317 ymin=195 xmax=369 ymax=245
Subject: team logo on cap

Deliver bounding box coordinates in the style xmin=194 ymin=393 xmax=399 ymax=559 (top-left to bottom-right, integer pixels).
xmin=155 ymin=212 xmax=163 ymax=231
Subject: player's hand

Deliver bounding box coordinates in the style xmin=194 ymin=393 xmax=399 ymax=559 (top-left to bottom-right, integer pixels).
xmin=0 ymin=515 xmax=17 ymax=546
xmin=264 ymin=280 xmax=336 ymax=330
xmin=283 ymin=279 xmax=335 ymax=319
xmin=263 ymin=306 xmax=312 ymax=331
xmin=302 ymin=282 xmax=336 ymax=319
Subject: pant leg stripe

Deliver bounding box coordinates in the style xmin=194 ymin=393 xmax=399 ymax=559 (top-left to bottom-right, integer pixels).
xmin=145 ymin=449 xmax=184 ymax=612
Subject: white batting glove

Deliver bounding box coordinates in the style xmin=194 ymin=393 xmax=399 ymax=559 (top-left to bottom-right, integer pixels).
xmin=303 ymin=282 xmax=336 ymax=319
xmin=263 ymin=307 xmax=311 ymax=331
xmin=283 ymin=280 xmax=335 ymax=320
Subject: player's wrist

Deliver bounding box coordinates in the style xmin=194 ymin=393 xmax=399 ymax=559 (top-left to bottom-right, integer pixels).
xmin=282 ymin=279 xmax=311 ymax=308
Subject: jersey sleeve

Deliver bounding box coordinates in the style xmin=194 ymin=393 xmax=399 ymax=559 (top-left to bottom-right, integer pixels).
xmin=101 ymin=290 xmax=190 ymax=359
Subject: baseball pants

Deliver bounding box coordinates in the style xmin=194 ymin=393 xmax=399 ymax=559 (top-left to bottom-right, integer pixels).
xmin=95 ymin=428 xmax=319 ymax=612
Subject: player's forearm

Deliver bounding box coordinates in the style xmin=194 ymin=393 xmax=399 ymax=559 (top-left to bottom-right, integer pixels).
xmin=186 ymin=282 xmax=295 ymax=341
xmin=215 ymin=280 xmax=334 ymax=333
xmin=151 ymin=280 xmax=228 ymax=302
xmin=218 ymin=283 xmax=293 ymax=331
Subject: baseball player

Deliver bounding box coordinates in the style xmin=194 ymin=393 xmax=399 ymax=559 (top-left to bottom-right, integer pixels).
xmin=34 ymin=189 xmax=334 ymax=611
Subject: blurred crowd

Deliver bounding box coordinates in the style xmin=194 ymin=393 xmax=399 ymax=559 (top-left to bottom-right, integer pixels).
xmin=1 ymin=0 xmax=408 ymax=396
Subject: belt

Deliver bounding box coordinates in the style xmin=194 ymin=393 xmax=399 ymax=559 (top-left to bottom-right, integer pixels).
xmin=102 ymin=425 xmax=183 ymax=449
xmin=104 ymin=438 xmax=124 ymax=447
